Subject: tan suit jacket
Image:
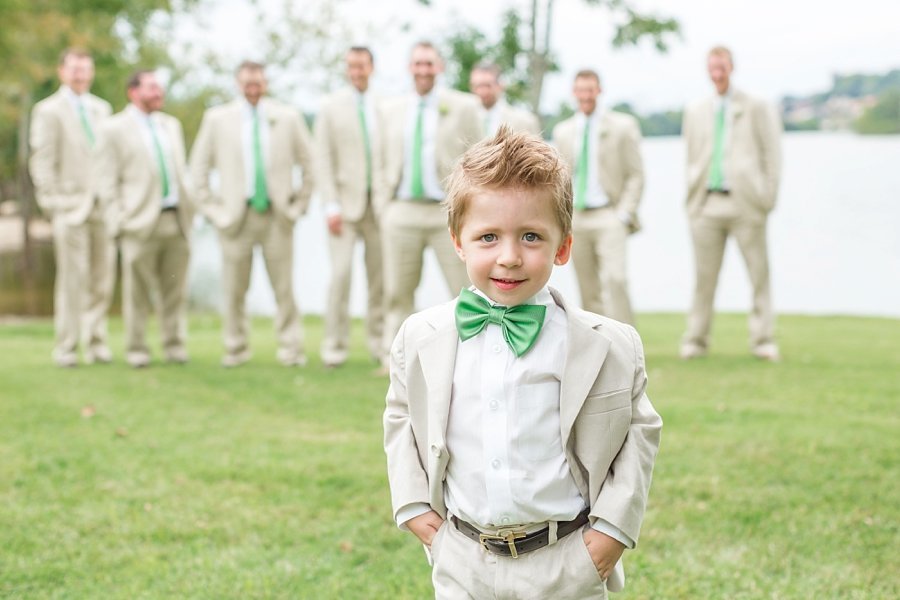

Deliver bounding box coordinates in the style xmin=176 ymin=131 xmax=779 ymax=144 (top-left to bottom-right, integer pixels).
xmin=493 ymin=102 xmax=541 ymax=136
xmin=95 ymin=109 xmax=193 ymax=240
xmin=553 ymin=111 xmax=644 ymax=232
xmin=190 ymin=98 xmax=315 ymax=235
xmin=29 ymin=89 xmax=112 ymax=225
xmin=375 ymin=88 xmax=482 ymax=214
xmin=683 ymin=89 xmax=782 ymax=219
xmin=383 ymin=288 xmax=662 ymax=591
xmin=315 ymin=87 xmax=384 ymax=222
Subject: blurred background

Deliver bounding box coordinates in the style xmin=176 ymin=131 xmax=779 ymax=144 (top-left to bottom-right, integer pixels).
xmin=2 ymin=0 xmax=898 ymax=319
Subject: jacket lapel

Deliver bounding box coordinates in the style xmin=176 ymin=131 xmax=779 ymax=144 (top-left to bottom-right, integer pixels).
xmin=417 ymin=304 xmax=459 ymax=445
xmin=553 ymin=288 xmax=612 ymax=446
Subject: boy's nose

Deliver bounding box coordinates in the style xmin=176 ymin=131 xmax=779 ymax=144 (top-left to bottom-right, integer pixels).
xmin=496 ymin=244 xmax=523 ymax=268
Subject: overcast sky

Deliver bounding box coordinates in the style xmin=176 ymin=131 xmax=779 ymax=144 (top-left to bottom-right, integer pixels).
xmin=194 ymin=0 xmax=900 ymax=113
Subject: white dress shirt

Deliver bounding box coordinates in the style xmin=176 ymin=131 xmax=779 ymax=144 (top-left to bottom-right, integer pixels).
xmin=127 ymin=104 xmax=179 ymax=209
xmin=573 ymin=109 xmax=609 ymax=209
xmin=711 ymin=90 xmax=733 ymax=190
xmin=397 ymin=286 xmax=634 ymax=548
xmin=240 ymin=98 xmax=272 ymax=201
xmin=61 ymin=86 xmax=93 ymax=132
xmin=482 ymin=100 xmax=508 ymax=137
xmin=397 ymin=90 xmax=443 ymax=201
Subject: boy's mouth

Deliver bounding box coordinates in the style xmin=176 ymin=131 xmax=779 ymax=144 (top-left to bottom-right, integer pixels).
xmin=491 ymin=277 xmax=524 ymax=291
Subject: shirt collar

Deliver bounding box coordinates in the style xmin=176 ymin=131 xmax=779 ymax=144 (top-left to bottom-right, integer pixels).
xmin=127 ymin=103 xmax=154 ymax=121
xmin=240 ymin=97 xmax=265 ymax=117
xmin=577 ymin=106 xmax=604 ymax=127
xmin=469 ymin=285 xmax=554 ymax=308
xmin=60 ymin=85 xmax=84 ymax=102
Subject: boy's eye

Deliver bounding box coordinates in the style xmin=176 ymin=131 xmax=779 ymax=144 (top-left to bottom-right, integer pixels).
xmin=480 ymin=233 xmax=497 ymax=243
xmin=523 ymin=232 xmax=540 ymax=242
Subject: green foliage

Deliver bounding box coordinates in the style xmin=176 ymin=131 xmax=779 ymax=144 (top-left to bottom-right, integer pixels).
xmin=855 ymin=89 xmax=900 ymax=135
xmin=830 ymin=69 xmax=900 ymax=99
xmin=444 ymin=9 xmax=549 ymax=107
xmin=611 ymin=102 xmax=682 ymax=137
xmin=0 ymin=313 xmax=898 ymax=597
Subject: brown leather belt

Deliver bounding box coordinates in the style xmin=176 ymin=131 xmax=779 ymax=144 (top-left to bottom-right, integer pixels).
xmin=451 ymin=510 xmax=589 ymax=558
xmin=707 ymin=188 xmax=730 ymax=195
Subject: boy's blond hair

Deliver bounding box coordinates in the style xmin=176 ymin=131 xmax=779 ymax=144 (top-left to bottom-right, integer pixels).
xmin=444 ymin=125 xmax=573 ymax=238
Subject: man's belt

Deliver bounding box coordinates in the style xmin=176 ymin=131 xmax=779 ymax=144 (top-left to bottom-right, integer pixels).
xmin=161 ymin=205 xmax=178 ymax=212
xmin=707 ymin=188 xmax=730 ymax=195
xmin=451 ymin=510 xmax=589 ymax=558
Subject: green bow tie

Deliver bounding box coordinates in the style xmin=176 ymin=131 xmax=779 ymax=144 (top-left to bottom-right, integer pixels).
xmin=455 ymin=288 xmax=547 ymax=357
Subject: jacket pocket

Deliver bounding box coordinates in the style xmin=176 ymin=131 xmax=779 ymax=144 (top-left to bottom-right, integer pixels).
xmin=582 ymin=389 xmax=631 ymax=415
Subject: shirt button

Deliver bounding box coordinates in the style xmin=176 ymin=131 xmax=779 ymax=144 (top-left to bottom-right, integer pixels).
xmin=488 ymin=400 xmax=499 ymax=411
xmin=491 ymin=459 xmax=501 ymax=470
xmin=492 ymin=344 xmax=502 ymax=354
xmin=500 ymin=516 xmax=511 ymax=525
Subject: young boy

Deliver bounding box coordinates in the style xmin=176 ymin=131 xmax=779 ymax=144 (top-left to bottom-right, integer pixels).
xmin=383 ymin=126 xmax=662 ymax=598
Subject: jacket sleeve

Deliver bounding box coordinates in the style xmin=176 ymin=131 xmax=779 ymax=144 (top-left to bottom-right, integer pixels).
xmin=754 ymin=99 xmax=783 ymax=211
xmin=290 ymin=111 xmax=316 ymax=217
xmin=590 ymin=325 xmax=662 ymax=545
xmin=313 ymin=102 xmax=339 ymax=210
xmin=617 ymin=116 xmax=645 ymax=231
xmin=188 ymin=110 xmax=225 ymax=227
xmin=383 ymin=321 xmax=431 ymax=521
xmin=28 ymin=103 xmax=61 ymax=215
xmin=93 ymin=121 xmax=122 ymax=238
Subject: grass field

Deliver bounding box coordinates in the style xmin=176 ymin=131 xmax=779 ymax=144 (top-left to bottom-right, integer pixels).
xmin=0 ymin=312 xmax=898 ymax=599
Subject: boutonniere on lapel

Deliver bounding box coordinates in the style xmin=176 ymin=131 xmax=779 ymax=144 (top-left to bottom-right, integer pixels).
xmin=438 ymin=103 xmax=449 ymax=117
xmin=267 ymin=116 xmax=277 ymax=127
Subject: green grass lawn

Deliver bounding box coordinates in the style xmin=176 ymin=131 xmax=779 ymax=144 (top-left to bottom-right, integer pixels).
xmin=0 ymin=312 xmax=898 ymax=599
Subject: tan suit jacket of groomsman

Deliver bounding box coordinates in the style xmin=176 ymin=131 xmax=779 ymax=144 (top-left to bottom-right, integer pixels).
xmin=681 ymin=53 xmax=782 ymax=360
xmin=553 ymin=109 xmax=644 ymax=324
xmin=95 ymin=103 xmax=193 ymax=367
xmin=30 ymin=86 xmax=114 ymax=366
xmin=375 ymin=86 xmax=482 ymax=363
xmin=315 ymin=86 xmax=385 ymax=365
xmin=383 ymin=289 xmax=662 ymax=594
xmin=190 ymin=95 xmax=315 ymax=366
xmin=484 ymin=100 xmax=541 ymax=136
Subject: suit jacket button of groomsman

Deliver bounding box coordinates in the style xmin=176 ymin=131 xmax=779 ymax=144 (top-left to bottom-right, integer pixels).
xmin=431 ymin=444 xmax=442 ymax=458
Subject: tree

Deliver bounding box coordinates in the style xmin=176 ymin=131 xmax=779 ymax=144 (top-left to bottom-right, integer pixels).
xmin=855 ymin=89 xmax=900 ymax=135
xmin=433 ymin=0 xmax=680 ymax=115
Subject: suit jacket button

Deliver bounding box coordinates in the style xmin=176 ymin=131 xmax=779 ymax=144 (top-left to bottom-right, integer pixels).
xmin=430 ymin=445 xmax=442 ymax=458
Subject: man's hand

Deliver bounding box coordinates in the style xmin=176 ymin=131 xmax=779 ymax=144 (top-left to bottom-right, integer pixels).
xmin=582 ymin=528 xmax=625 ymax=580
xmin=326 ymin=213 xmax=343 ymax=236
xmin=405 ymin=510 xmax=445 ymax=548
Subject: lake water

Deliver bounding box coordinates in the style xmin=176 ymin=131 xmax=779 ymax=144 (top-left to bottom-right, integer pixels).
xmin=188 ymin=132 xmax=900 ymax=319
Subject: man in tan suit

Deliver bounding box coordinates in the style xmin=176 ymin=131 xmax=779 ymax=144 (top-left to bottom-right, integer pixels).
xmin=95 ymin=70 xmax=193 ymax=368
xmin=681 ymin=47 xmax=782 ymax=361
xmin=376 ymin=41 xmax=481 ymax=365
xmin=468 ymin=62 xmax=541 ymax=137
xmin=315 ymin=47 xmax=384 ymax=368
xmin=191 ymin=61 xmax=315 ymax=368
xmin=29 ymin=48 xmax=114 ymax=367
xmin=552 ymin=70 xmax=643 ymax=324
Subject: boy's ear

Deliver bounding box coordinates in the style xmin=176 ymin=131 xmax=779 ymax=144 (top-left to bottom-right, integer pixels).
xmin=554 ymin=233 xmax=573 ymax=266
xmin=450 ymin=227 xmax=465 ymax=261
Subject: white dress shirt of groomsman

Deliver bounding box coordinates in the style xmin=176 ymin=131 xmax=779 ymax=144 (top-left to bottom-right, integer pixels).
xmin=468 ymin=62 xmax=541 ymax=138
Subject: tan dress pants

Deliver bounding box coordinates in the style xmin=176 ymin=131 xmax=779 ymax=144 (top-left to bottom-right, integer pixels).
xmin=321 ymin=202 xmax=383 ymax=365
xmin=219 ymin=209 xmax=302 ymax=363
xmin=430 ymin=520 xmax=608 ymax=599
xmin=120 ymin=210 xmax=189 ymax=365
xmin=380 ymin=200 xmax=470 ymax=361
xmin=684 ymin=192 xmax=775 ymax=351
xmin=51 ymin=203 xmax=116 ymax=364
xmin=571 ymin=207 xmax=634 ymax=324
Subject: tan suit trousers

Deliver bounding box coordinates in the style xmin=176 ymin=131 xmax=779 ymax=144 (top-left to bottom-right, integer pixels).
xmin=684 ymin=192 xmax=774 ymax=350
xmin=220 ymin=209 xmax=302 ymax=363
xmin=120 ymin=211 xmax=189 ymax=364
xmin=380 ymin=201 xmax=469 ymax=360
xmin=321 ymin=202 xmax=383 ymax=365
xmin=430 ymin=519 xmax=608 ymax=599
xmin=571 ymin=207 xmax=634 ymax=324
xmin=51 ymin=203 xmax=116 ymax=364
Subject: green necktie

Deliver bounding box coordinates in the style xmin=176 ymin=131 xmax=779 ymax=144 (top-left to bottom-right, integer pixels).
xmin=77 ymin=100 xmax=95 ymax=147
xmin=410 ymin=100 xmax=425 ymax=198
xmin=358 ymin=97 xmax=372 ymax=191
xmin=708 ymin=102 xmax=726 ymax=190
xmin=575 ymin=119 xmax=590 ymax=210
xmin=148 ymin=118 xmax=170 ymax=198
xmin=250 ymin=107 xmax=270 ymax=213
xmin=455 ymin=288 xmax=547 ymax=358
